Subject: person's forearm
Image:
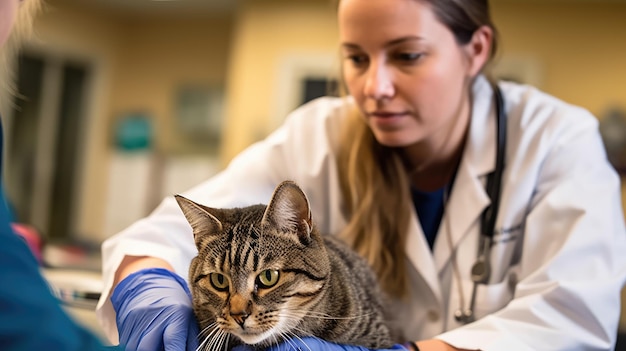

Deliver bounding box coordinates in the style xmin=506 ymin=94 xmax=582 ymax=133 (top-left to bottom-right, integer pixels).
xmin=415 ymin=339 xmax=474 ymax=351
xmin=113 ymin=256 xmax=174 ymax=286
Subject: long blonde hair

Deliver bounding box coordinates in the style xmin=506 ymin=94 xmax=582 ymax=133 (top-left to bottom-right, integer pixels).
xmin=1 ymin=0 xmax=42 ymax=102
xmin=337 ymin=109 xmax=413 ymax=297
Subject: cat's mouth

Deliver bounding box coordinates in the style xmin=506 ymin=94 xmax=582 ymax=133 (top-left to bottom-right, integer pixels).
xmin=233 ymin=329 xmax=274 ymax=346
xmin=226 ymin=320 xmax=290 ymax=347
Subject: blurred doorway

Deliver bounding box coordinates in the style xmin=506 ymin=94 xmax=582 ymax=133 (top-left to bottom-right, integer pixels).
xmin=4 ymin=52 xmax=91 ymax=241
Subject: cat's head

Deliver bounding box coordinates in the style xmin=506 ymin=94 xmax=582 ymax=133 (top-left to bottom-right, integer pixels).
xmin=175 ymin=181 xmax=331 ymax=348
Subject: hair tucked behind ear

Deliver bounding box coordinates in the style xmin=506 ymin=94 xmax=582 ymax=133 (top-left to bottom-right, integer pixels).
xmin=337 ymin=108 xmax=413 ymax=298
xmin=421 ymin=0 xmax=499 ymax=70
xmin=0 ymin=0 xmax=42 ymax=110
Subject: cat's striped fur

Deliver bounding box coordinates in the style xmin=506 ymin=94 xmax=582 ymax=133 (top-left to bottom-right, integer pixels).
xmin=176 ymin=181 xmax=395 ymax=350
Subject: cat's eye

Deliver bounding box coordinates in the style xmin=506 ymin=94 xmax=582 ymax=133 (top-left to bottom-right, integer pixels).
xmin=256 ymin=269 xmax=280 ymax=288
xmin=209 ymin=273 xmax=229 ymax=291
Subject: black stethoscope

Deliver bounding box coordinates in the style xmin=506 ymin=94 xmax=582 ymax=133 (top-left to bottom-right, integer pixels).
xmin=454 ymin=83 xmax=507 ymax=324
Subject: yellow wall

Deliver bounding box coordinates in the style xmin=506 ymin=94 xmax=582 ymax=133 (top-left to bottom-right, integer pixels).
xmin=491 ymin=1 xmax=626 ymax=117
xmin=222 ymin=0 xmax=339 ymax=162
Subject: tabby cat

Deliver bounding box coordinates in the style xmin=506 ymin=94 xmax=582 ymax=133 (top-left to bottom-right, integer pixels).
xmin=175 ymin=180 xmax=395 ymax=350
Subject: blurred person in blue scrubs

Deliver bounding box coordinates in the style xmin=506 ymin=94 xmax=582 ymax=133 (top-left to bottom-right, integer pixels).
xmin=0 ymin=0 xmax=122 ymax=349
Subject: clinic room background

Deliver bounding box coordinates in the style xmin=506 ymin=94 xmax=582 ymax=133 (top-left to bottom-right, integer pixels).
xmin=0 ymin=0 xmax=625 ymax=342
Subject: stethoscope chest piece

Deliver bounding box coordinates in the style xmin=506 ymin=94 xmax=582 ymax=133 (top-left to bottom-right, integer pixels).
xmin=454 ymin=308 xmax=474 ymax=324
xmin=471 ymin=244 xmax=491 ymax=284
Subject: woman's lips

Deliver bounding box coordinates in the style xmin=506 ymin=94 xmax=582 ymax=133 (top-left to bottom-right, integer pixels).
xmin=368 ymin=111 xmax=411 ymax=129
xmin=369 ymin=110 xmax=411 ymax=117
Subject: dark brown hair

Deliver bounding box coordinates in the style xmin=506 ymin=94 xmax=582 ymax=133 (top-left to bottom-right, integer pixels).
xmin=424 ymin=0 xmax=499 ymax=61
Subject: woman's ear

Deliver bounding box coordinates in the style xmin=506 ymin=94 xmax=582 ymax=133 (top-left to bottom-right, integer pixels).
xmin=463 ymin=25 xmax=494 ymax=77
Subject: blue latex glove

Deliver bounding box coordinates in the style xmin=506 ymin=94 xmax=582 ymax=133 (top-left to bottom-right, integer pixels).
xmin=111 ymin=268 xmax=200 ymax=351
xmin=231 ymin=336 xmax=408 ymax=351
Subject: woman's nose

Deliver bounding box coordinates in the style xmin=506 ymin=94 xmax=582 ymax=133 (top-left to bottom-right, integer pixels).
xmin=363 ymin=62 xmax=394 ymax=100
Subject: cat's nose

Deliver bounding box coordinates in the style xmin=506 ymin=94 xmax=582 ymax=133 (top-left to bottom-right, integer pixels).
xmin=229 ymin=294 xmax=253 ymax=327
xmin=231 ymin=313 xmax=249 ymax=327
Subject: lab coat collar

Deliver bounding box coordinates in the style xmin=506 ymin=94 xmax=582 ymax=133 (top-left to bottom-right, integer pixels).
xmin=466 ymin=75 xmax=498 ymax=177
xmin=433 ymin=75 xmax=497 ymax=272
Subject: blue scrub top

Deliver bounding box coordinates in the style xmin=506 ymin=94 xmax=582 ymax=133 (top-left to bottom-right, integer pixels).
xmin=411 ymin=186 xmax=445 ymax=250
xmin=0 ymin=120 xmax=121 ymax=350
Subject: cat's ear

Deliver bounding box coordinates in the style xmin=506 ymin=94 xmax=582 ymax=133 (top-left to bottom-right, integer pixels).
xmin=175 ymin=195 xmax=223 ymax=243
xmin=262 ymin=181 xmax=313 ymax=245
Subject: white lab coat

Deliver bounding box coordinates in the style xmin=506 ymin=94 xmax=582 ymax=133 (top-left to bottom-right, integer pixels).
xmin=97 ymin=76 xmax=626 ymax=350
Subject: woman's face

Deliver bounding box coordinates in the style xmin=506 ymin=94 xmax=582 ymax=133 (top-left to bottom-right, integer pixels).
xmin=0 ymin=0 xmax=19 ymax=48
xmin=339 ymin=0 xmax=480 ymax=149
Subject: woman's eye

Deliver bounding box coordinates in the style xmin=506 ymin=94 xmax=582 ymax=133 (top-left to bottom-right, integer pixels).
xmin=394 ymin=52 xmax=422 ymax=62
xmin=256 ymin=269 xmax=280 ymax=288
xmin=346 ymin=54 xmax=368 ymax=66
xmin=209 ymin=273 xmax=229 ymax=291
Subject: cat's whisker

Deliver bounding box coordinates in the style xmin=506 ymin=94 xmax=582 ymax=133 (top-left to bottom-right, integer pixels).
xmin=196 ymin=336 xmax=209 ymax=351
xmin=200 ymin=323 xmax=221 ymax=344
xmin=266 ymin=317 xmax=301 ymax=350
xmin=223 ymin=333 xmax=231 ymax=351
xmin=213 ymin=330 xmax=226 ymax=351
xmin=270 ymin=333 xmax=283 ymax=351
xmin=285 ymin=325 xmax=316 ymax=340
xmin=196 ymin=324 xmax=218 ymax=351
xmin=281 ymin=309 xmax=376 ymax=320
xmin=275 ymin=314 xmax=304 ymax=335
xmin=284 ymin=330 xmax=313 ymax=351
xmin=306 ymin=308 xmax=377 ymax=319
xmin=279 ymin=331 xmax=302 ymax=351
xmin=206 ymin=328 xmax=226 ymax=351
xmin=195 ymin=334 xmax=210 ymax=351
xmin=198 ymin=321 xmax=218 ymax=338
xmin=199 ymin=325 xmax=226 ymax=351
xmin=218 ymin=330 xmax=229 ymax=351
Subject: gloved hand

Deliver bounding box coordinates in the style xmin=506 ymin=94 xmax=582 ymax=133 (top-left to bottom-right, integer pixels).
xmin=231 ymin=336 xmax=408 ymax=351
xmin=111 ymin=268 xmax=200 ymax=351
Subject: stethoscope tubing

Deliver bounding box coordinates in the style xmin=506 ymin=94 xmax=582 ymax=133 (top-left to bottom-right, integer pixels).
xmin=455 ymin=82 xmax=507 ymax=324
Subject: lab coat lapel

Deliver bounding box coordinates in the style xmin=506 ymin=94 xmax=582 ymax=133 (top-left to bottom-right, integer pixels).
xmin=434 ymin=158 xmax=490 ymax=272
xmin=434 ymin=76 xmax=497 ymax=272
xmin=406 ymin=210 xmax=443 ymax=305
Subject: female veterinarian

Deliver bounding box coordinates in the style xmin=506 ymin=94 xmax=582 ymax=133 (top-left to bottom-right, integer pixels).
xmin=98 ymin=0 xmax=626 ymax=350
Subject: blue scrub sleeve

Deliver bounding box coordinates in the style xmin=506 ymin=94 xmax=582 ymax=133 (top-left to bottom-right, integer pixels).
xmin=0 ymin=185 xmax=120 ymax=350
